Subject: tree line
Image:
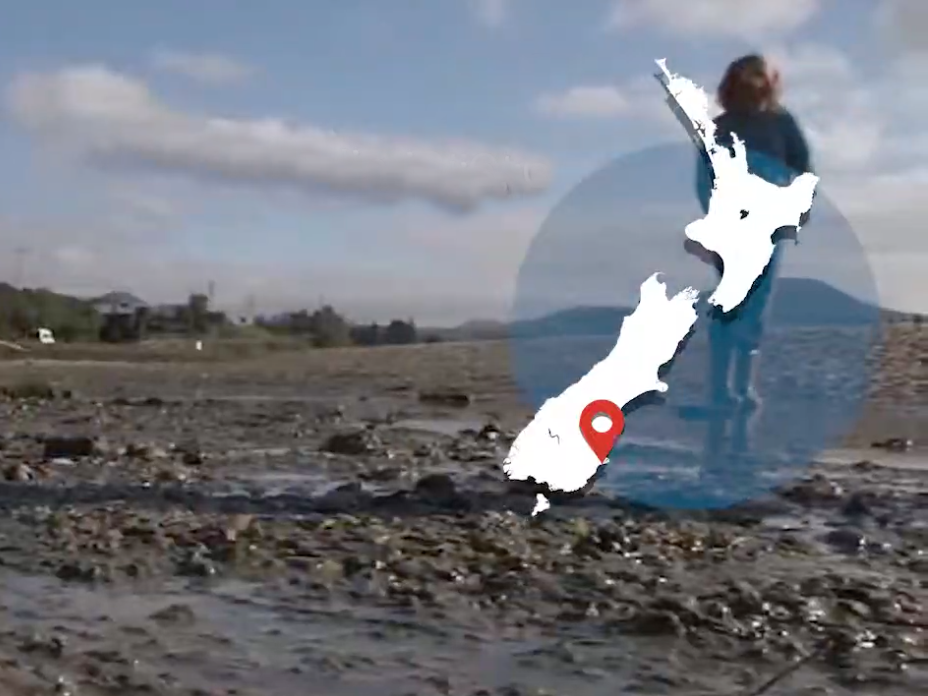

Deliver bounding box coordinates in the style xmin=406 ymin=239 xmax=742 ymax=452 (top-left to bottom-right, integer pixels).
xmin=0 ymin=283 xmax=435 ymax=347
xmin=0 ymin=283 xmax=100 ymax=342
xmin=256 ymin=305 xmax=427 ymax=347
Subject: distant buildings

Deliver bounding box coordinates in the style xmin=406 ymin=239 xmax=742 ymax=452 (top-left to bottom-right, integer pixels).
xmin=94 ymin=291 xmax=150 ymax=342
xmin=93 ymin=291 xmax=149 ymax=317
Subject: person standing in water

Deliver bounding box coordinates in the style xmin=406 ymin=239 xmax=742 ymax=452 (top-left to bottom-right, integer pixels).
xmin=695 ymin=54 xmax=814 ymax=412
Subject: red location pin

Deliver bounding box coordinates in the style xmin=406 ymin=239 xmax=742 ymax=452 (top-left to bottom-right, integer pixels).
xmin=579 ymin=399 xmax=625 ymax=463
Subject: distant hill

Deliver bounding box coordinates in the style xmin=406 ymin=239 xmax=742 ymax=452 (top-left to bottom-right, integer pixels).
xmin=508 ymin=304 xmax=634 ymax=339
xmin=450 ymin=319 xmax=509 ymax=340
xmin=440 ymin=278 xmax=902 ymax=341
xmin=0 ymin=282 xmax=101 ymax=341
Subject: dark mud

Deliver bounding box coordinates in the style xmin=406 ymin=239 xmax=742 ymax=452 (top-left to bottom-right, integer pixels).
xmin=0 ymin=335 xmax=925 ymax=695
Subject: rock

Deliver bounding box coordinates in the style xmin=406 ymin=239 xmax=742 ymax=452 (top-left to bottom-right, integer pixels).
xmin=176 ymin=549 xmax=216 ymax=577
xmin=125 ymin=442 xmax=152 ymax=459
xmin=842 ymin=492 xmax=874 ymax=517
xmin=20 ymin=633 xmax=66 ymax=658
xmin=627 ymin=609 xmax=687 ymax=637
xmin=781 ymin=474 xmax=844 ymax=504
xmin=322 ymin=429 xmax=379 ymax=456
xmin=155 ymin=465 xmax=189 ymax=483
xmin=824 ymin=528 xmax=867 ymax=554
xmin=91 ymin=437 xmax=115 ymax=456
xmin=56 ymin=561 xmax=101 ymax=583
xmin=54 ymin=676 xmax=76 ymax=696
xmin=1 ymin=380 xmax=57 ymax=400
xmin=413 ymin=443 xmax=439 ymax=459
xmin=477 ymin=423 xmax=502 ymax=442
xmin=173 ymin=441 xmax=204 ymax=466
xmin=418 ymin=391 xmax=472 ymax=408
xmin=3 ymin=463 xmax=35 ymax=482
xmin=149 ymin=603 xmax=197 ymax=625
xmin=181 ymin=449 xmax=204 ymax=466
xmin=225 ymin=514 xmax=255 ymax=542
xmin=871 ymin=437 xmax=913 ymax=452
xmin=835 ymin=599 xmax=873 ymax=621
xmin=358 ymin=465 xmax=401 ymax=483
xmin=414 ymin=473 xmax=464 ymax=507
xmin=314 ymin=482 xmax=371 ymax=513
xmin=315 ymin=559 xmax=344 ymax=583
xmin=43 ymin=435 xmax=100 ymax=459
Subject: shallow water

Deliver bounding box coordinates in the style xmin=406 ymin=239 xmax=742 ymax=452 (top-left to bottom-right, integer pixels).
xmin=0 ymin=344 xmax=924 ymax=695
xmin=2 ymin=572 xmax=659 ymax=696
xmin=390 ymin=417 xmax=486 ymax=437
xmin=4 ymin=565 xmax=917 ymax=696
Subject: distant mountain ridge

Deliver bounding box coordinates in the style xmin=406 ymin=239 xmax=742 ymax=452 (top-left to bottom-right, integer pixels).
xmin=437 ymin=278 xmax=904 ymax=341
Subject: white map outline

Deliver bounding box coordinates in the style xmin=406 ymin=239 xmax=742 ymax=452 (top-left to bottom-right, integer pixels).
xmin=503 ymin=60 xmax=820 ymax=515
xmin=655 ymin=59 xmax=820 ymax=312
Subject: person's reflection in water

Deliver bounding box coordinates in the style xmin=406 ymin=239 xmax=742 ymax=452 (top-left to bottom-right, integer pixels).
xmin=699 ymin=395 xmax=764 ymax=503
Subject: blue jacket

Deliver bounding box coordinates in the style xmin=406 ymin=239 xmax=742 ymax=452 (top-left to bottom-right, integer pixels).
xmin=696 ymin=107 xmax=813 ymax=213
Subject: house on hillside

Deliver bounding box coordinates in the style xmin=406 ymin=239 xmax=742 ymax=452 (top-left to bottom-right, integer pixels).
xmin=94 ymin=291 xmax=149 ymax=316
xmin=94 ymin=291 xmax=149 ymax=342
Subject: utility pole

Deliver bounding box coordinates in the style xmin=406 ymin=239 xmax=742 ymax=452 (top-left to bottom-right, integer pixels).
xmin=245 ymin=293 xmax=256 ymax=324
xmin=205 ymin=280 xmax=216 ymax=338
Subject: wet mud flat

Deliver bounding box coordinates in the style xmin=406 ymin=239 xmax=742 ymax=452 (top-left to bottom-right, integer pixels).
xmin=0 ymin=333 xmax=925 ymax=695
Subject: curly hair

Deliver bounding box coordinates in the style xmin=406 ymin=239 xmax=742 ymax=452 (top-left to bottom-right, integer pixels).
xmin=717 ymin=54 xmax=780 ymax=114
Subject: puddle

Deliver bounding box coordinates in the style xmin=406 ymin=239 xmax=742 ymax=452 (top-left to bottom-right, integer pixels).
xmin=389 ymin=418 xmax=484 ymax=437
xmin=215 ymin=470 xmax=350 ymax=499
xmin=815 ymin=448 xmax=928 ymax=471
xmin=173 ymin=393 xmax=335 ymax=404
xmin=0 ymin=571 xmax=661 ymax=696
xmin=3 ymin=569 xmax=909 ymax=695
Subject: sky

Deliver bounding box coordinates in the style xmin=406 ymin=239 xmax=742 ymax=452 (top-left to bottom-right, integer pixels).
xmin=1 ymin=0 xmax=927 ymax=325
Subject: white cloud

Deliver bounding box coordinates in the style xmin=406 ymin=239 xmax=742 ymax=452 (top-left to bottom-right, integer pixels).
xmin=877 ymin=0 xmax=928 ymax=53
xmin=534 ymin=85 xmax=631 ymax=118
xmin=105 ymin=185 xmax=179 ymax=224
xmin=6 ymin=64 xmax=553 ymax=212
xmin=762 ymin=43 xmax=928 ymax=174
xmin=0 ymin=202 xmax=544 ymax=324
xmin=606 ymin=0 xmax=821 ymax=38
xmin=538 ymin=44 xmax=902 ymax=176
xmin=766 ymin=43 xmax=853 ymax=80
xmin=150 ymin=49 xmax=255 ymax=85
xmin=471 ymin=0 xmax=510 ymax=28
xmin=400 ymin=205 xmax=542 ymax=276
xmin=531 ymin=42 xmax=928 ymax=314
xmin=771 ymin=44 xmax=928 ymax=313
xmin=54 ymin=245 xmax=95 ymax=269
xmin=823 ymin=169 xmax=928 ymax=314
xmin=724 ymin=45 xmax=928 ymax=310
xmin=763 ymin=46 xmax=883 ymax=169
xmin=533 ymin=75 xmax=680 ymax=124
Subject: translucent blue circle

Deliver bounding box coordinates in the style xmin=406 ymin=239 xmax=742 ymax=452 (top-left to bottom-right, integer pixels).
xmin=509 ymin=142 xmax=882 ymax=511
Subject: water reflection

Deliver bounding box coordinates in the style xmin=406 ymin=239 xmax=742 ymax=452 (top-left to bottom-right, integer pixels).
xmin=693 ymin=399 xmax=766 ymax=503
xmin=509 ymin=142 xmax=880 ymax=511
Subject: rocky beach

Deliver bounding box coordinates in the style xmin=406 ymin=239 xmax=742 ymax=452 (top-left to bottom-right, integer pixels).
xmin=0 ymin=324 xmax=925 ymax=696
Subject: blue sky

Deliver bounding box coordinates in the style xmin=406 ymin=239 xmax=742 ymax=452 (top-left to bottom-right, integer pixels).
xmin=0 ymin=0 xmax=925 ymax=324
